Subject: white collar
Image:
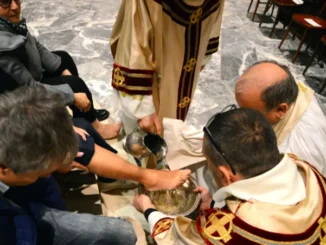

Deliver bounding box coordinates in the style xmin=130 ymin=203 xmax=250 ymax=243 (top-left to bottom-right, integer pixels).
xmin=0 ymin=181 xmax=9 ymax=193
xmin=213 ymin=154 xmax=306 ymax=208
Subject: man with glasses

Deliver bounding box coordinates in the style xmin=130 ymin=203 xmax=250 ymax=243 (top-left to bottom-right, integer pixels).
xmin=134 ymin=107 xmax=326 ymax=244
xmin=235 ymin=60 xmax=326 ymax=177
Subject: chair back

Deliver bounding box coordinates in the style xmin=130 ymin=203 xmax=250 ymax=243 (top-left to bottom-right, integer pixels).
xmin=319 ymin=0 xmax=326 ymax=17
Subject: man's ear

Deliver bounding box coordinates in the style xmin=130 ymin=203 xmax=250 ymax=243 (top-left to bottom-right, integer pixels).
xmin=218 ymin=165 xmax=235 ymax=186
xmin=0 ymin=164 xmax=11 ymax=178
xmin=277 ymin=103 xmax=289 ymax=119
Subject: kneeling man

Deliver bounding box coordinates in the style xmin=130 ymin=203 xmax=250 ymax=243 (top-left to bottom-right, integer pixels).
xmin=235 ymin=61 xmax=326 ymax=176
xmin=134 ymin=107 xmax=326 ymax=244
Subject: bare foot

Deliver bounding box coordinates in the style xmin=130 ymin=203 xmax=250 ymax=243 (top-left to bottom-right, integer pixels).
xmin=142 ymin=169 xmax=191 ymax=191
xmin=93 ymin=121 xmax=122 ymax=140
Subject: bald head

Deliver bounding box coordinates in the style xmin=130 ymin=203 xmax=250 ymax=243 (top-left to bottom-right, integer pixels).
xmin=235 ymin=61 xmax=298 ymax=125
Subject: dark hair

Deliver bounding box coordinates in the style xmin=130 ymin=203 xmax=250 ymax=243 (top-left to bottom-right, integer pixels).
xmin=0 ymin=86 xmax=78 ymax=173
xmin=203 ymin=108 xmax=280 ymax=178
xmin=253 ymin=60 xmax=298 ymax=112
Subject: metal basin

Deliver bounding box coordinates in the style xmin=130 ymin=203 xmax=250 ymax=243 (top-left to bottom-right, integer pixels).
xmin=141 ymin=176 xmax=201 ymax=216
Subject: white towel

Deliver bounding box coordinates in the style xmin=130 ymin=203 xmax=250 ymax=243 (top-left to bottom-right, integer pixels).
xmin=163 ymin=118 xmax=205 ymax=170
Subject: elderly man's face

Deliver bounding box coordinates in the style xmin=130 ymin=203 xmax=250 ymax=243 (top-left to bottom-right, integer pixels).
xmin=0 ymin=152 xmax=74 ymax=186
xmin=235 ymin=88 xmax=280 ymax=125
xmin=0 ymin=0 xmax=22 ymax=23
xmin=0 ymin=163 xmax=60 ymax=186
xmin=235 ymin=63 xmax=290 ymax=125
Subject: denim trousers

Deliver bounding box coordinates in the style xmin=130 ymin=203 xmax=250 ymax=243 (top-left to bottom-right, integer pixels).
xmin=37 ymin=206 xmax=137 ymax=245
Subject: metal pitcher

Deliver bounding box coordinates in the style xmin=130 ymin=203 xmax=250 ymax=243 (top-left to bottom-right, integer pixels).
xmin=122 ymin=128 xmax=168 ymax=168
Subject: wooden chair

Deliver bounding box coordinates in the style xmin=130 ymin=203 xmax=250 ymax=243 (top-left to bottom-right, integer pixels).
xmin=278 ymin=2 xmax=326 ymax=63
xmin=303 ymin=35 xmax=326 ymax=75
xmin=259 ymin=0 xmax=301 ymax=38
xmin=248 ymin=0 xmax=269 ymax=21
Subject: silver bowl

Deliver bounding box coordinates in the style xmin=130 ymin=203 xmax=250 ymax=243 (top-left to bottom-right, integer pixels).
xmin=141 ymin=176 xmax=201 ymax=216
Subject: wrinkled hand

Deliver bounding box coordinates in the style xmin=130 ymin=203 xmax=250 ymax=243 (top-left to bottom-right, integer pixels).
xmin=133 ymin=194 xmax=156 ymax=213
xmin=138 ymin=113 xmax=162 ymax=135
xmin=194 ymin=186 xmax=213 ymax=211
xmin=73 ymin=126 xmax=89 ymax=140
xmin=74 ymin=93 xmax=91 ymax=112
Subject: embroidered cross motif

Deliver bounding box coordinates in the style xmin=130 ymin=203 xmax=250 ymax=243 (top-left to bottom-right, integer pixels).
xmin=153 ymin=219 xmax=173 ymax=237
xmin=203 ymin=211 xmax=234 ymax=243
xmin=190 ymin=8 xmax=203 ymax=24
xmin=183 ymin=58 xmax=197 ymax=72
xmin=113 ymin=68 xmax=125 ymax=85
xmin=318 ymin=217 xmax=326 ymax=245
xmin=178 ymin=97 xmax=191 ymax=108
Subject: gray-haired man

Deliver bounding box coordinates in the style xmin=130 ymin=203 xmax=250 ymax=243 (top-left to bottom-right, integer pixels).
xmin=0 ymin=86 xmax=137 ymax=245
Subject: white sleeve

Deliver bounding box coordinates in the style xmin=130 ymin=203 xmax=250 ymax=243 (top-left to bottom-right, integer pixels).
xmin=148 ymin=211 xmax=169 ymax=233
xmin=148 ymin=211 xmax=176 ymax=234
xmin=116 ymin=90 xmax=156 ymax=133
xmin=279 ymin=96 xmax=326 ymax=177
xmin=119 ymin=92 xmax=155 ymax=120
xmin=202 ymin=54 xmax=212 ymax=67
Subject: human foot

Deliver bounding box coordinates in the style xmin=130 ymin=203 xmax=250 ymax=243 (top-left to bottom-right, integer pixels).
xmin=142 ymin=169 xmax=191 ymax=191
xmin=93 ymin=121 xmax=122 ymax=140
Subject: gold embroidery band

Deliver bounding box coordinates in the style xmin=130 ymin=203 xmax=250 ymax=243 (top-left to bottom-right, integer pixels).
xmin=111 ymin=64 xmax=154 ymax=95
xmin=202 ymin=211 xmax=235 ymax=243
xmin=205 ymin=37 xmax=220 ymax=56
xmin=151 ymin=218 xmax=174 ymax=238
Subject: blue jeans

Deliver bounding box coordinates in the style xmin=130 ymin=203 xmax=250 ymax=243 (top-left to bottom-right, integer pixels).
xmin=37 ymin=206 xmax=137 ymax=245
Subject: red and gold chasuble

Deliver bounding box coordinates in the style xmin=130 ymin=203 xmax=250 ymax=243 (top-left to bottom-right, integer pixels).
xmin=152 ymin=155 xmax=326 ymax=244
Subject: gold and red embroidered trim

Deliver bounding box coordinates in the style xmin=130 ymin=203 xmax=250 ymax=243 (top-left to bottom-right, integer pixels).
xmin=111 ymin=64 xmax=154 ymax=95
xmin=152 ymin=218 xmax=174 ymax=238
xmin=205 ymin=36 xmax=220 ymax=56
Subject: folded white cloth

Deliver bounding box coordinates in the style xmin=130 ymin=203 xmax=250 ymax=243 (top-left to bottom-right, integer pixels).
xmin=213 ymin=154 xmax=306 ymax=208
xmin=163 ymin=118 xmax=205 ymax=170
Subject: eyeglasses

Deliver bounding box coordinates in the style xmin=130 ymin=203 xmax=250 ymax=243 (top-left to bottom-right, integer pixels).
xmin=0 ymin=0 xmax=23 ymax=9
xmin=203 ymin=104 xmax=237 ymax=174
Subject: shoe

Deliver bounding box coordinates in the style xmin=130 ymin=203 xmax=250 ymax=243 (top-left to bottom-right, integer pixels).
xmin=96 ymin=109 xmax=110 ymax=121
xmin=98 ymin=179 xmax=139 ymax=192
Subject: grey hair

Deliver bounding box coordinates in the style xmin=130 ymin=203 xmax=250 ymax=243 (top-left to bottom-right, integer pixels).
xmin=0 ymin=86 xmax=78 ymax=173
xmin=236 ymin=60 xmax=298 ymax=112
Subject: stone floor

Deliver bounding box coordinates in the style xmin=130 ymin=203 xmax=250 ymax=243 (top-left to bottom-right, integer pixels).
xmin=24 ymin=0 xmax=326 ymax=127
xmin=23 ymin=0 xmax=326 ymax=242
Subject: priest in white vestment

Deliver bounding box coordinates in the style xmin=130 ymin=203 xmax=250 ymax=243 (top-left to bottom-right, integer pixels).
xmin=235 ymin=61 xmax=326 ymax=177
xmin=133 ymin=108 xmax=326 ymax=245
xmin=164 ymin=60 xmax=326 ymax=194
xmin=110 ymin=0 xmax=225 ymax=134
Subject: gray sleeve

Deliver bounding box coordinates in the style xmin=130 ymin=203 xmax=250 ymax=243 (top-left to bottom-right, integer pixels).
xmin=0 ymin=55 xmax=75 ymax=105
xmin=33 ymin=36 xmax=61 ymax=73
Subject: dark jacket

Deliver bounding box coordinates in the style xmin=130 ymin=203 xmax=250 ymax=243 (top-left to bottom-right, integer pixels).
xmin=0 ymin=29 xmax=74 ymax=104
xmin=0 ymin=176 xmax=66 ymax=245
